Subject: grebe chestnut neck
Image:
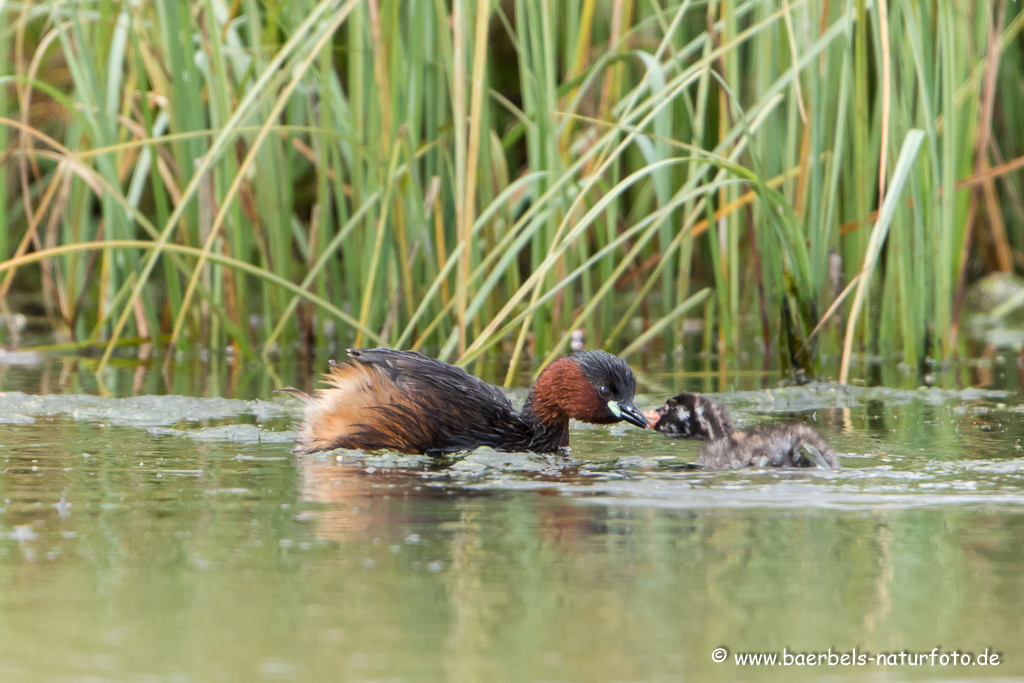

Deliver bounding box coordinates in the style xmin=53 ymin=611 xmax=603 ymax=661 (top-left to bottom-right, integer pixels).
xmin=645 ymin=392 xmax=840 ymax=470
xmin=285 ymin=348 xmax=648 ymax=455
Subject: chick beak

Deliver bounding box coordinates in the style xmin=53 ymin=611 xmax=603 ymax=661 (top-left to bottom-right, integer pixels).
xmin=642 ymin=408 xmax=663 ymax=428
xmin=609 ymin=399 xmax=650 ymax=429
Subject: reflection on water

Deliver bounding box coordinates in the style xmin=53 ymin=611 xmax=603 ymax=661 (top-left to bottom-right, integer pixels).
xmin=1 ymin=361 xmax=1024 ymax=680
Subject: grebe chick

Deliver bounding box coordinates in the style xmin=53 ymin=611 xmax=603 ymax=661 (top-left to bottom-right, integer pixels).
xmin=284 ymin=348 xmax=648 ymax=456
xmin=645 ymin=393 xmax=839 ymax=470
xmin=642 ymin=392 xmax=734 ymax=440
xmin=696 ymin=423 xmax=839 ymax=470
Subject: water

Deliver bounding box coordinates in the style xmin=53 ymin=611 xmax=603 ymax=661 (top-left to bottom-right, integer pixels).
xmin=2 ymin=358 xmax=1024 ymax=681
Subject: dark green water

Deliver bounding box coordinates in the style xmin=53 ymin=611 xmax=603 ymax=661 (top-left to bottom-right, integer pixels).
xmin=2 ymin=357 xmax=1024 ymax=681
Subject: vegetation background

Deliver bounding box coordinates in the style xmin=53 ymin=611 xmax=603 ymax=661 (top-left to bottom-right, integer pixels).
xmin=1 ymin=0 xmax=1023 ymax=385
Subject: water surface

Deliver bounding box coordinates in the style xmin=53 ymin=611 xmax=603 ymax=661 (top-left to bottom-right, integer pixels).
xmin=1 ymin=361 xmax=1023 ymax=681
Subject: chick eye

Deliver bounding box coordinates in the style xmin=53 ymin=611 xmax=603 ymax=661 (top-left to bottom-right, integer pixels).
xmin=598 ymin=386 xmax=611 ymax=399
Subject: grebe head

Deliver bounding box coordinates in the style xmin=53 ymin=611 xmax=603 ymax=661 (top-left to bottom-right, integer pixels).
xmin=529 ymin=350 xmax=648 ymax=429
xmin=644 ymin=392 xmax=733 ymax=440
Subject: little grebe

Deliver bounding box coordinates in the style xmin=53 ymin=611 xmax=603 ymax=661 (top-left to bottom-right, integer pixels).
xmin=285 ymin=348 xmax=648 ymax=455
xmin=644 ymin=393 xmax=840 ymax=470
xmin=642 ymin=392 xmax=734 ymax=440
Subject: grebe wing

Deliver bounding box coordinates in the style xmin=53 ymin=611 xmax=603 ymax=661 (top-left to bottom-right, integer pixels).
xmin=348 ymin=348 xmax=513 ymax=408
xmin=349 ymin=348 xmax=532 ymax=448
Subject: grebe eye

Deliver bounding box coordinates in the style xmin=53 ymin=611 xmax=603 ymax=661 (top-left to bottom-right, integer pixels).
xmin=598 ymin=386 xmax=611 ymax=399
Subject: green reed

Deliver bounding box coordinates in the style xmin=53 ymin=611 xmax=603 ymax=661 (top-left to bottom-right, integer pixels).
xmin=1 ymin=0 xmax=1022 ymax=383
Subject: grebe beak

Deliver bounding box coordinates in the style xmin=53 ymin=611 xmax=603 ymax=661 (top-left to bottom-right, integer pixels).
xmin=609 ymin=400 xmax=649 ymax=429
